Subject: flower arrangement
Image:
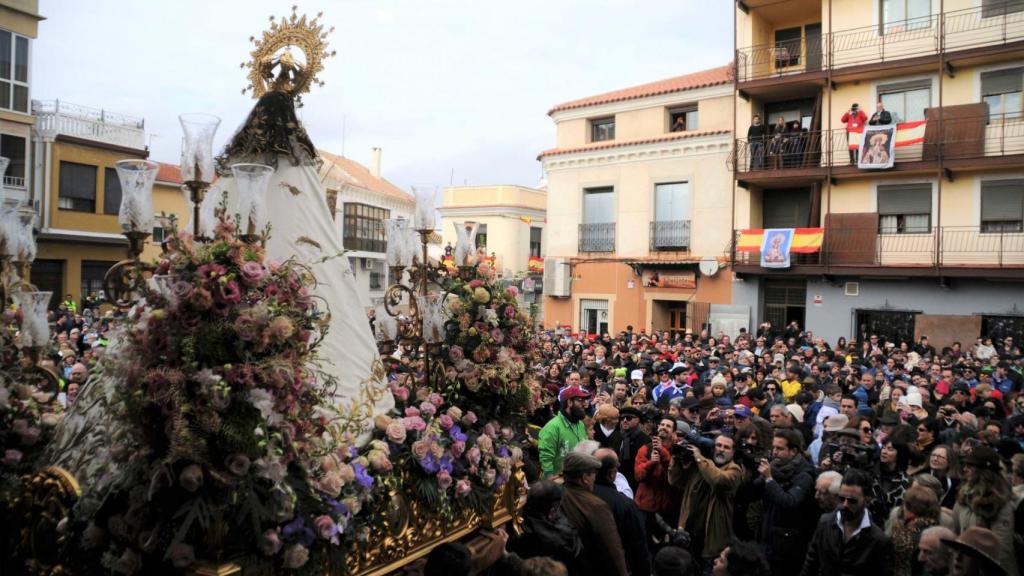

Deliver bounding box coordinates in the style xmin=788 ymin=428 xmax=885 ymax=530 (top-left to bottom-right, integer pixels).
xmin=0 ymin=305 xmax=64 ymax=500
xmin=69 ymin=208 xmax=389 ymax=574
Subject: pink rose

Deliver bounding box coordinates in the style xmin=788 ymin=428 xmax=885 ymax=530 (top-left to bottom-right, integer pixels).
xmin=339 ymin=464 xmax=356 ymax=484
xmin=462 ymin=411 xmax=478 ymax=426
xmin=192 ymin=288 xmax=213 ymax=311
xmin=225 ymin=454 xmax=251 ymax=476
xmin=234 ymin=315 xmax=260 ymax=342
xmin=415 ymin=387 xmax=431 ymax=402
xmin=386 ymin=421 xmax=407 ymax=444
xmin=476 ymin=435 xmax=494 ymax=454
xmin=179 ymin=464 xmax=204 ymax=492
xmin=239 ymin=261 xmax=265 ymax=286
xmin=368 ymin=450 xmax=392 ymax=472
xmin=171 ymin=281 xmax=194 ymax=302
xmin=483 ymin=422 xmax=498 ymax=438
xmin=393 ymin=386 xmax=410 ymax=402
xmin=506 ymin=286 xmax=519 ymax=297
xmin=428 ymin=393 xmax=444 ymax=407
xmin=451 ymin=440 xmax=466 ymax=458
xmin=260 ymin=529 xmax=282 ymax=556
xmin=419 ymin=401 xmax=437 ymax=417
xmin=448 ymin=346 xmax=465 ymax=363
xmin=438 ymin=414 xmax=454 ymax=430
xmin=402 ymin=416 xmax=427 ymax=432
xmin=411 ymin=440 xmax=430 ymax=459
xmin=404 ymin=406 xmax=421 ymax=418
xmin=447 ymin=406 xmax=463 ymax=421
xmin=469 ymin=279 xmax=484 ymax=288
xmin=455 ymin=478 xmax=472 ymax=498
xmin=437 ymin=469 xmax=453 ymax=491
xmin=318 ymin=471 xmax=344 ymax=497
xmin=314 ymin=515 xmax=336 ymax=540
xmin=467 ymin=446 xmax=481 ymax=466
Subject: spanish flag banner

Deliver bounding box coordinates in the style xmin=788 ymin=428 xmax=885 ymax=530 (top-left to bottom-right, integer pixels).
xmin=520 ymin=216 xmax=533 ymax=225
xmin=737 ymin=228 xmax=824 ymax=253
xmin=528 ymin=257 xmax=544 ymax=272
xmin=895 ymin=119 xmax=926 ymax=147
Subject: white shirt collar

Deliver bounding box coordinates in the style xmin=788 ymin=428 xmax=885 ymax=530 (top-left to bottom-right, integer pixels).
xmin=835 ymin=509 xmax=872 ymax=539
xmin=599 ymin=424 xmax=616 ymax=437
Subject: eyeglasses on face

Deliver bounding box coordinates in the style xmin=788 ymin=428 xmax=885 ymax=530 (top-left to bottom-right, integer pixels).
xmin=838 ymin=495 xmax=862 ymax=504
xmin=619 ymin=415 xmax=637 ymax=421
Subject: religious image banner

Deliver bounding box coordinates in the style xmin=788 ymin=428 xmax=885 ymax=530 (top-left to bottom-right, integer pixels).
xmin=858 ymin=125 xmax=897 ymax=169
xmin=760 ymin=228 xmax=794 ymax=269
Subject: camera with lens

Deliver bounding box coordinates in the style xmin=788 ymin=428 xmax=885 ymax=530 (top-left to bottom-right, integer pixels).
xmin=671 ymin=440 xmax=696 ymax=463
xmin=825 ymin=441 xmax=874 ymax=473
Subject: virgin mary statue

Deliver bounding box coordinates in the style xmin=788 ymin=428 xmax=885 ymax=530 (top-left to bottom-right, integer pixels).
xmin=45 ymin=45 xmax=394 ymax=492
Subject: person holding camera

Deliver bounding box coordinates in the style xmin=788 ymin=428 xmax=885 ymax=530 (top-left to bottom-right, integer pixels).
xmin=635 ymin=418 xmax=680 ymax=541
xmin=754 ymin=428 xmax=817 ymax=576
xmin=669 ymin=433 xmax=744 ymax=571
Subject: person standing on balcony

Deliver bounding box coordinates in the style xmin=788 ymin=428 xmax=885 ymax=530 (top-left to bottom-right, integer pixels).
xmin=869 ymin=100 xmax=893 ymax=126
xmin=748 ymin=114 xmax=766 ymax=170
xmin=841 ymin=103 xmax=868 ymax=165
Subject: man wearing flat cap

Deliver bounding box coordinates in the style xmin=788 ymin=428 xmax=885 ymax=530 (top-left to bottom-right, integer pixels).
xmin=559 ymin=452 xmax=628 ymax=576
xmin=616 ymin=406 xmax=649 ymax=491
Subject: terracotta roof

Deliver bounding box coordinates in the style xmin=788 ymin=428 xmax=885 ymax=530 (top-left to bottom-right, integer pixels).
xmin=156 ymin=162 xmax=183 ymax=185
xmin=317 ymin=149 xmax=415 ymax=205
xmin=548 ymin=64 xmax=733 ymax=115
xmin=537 ymin=129 xmax=730 ymax=160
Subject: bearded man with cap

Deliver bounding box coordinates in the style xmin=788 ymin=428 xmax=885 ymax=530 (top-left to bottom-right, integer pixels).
xmin=616 ymin=405 xmax=649 ymax=491
xmin=559 ymin=452 xmax=628 ymax=576
xmin=538 ymin=386 xmax=591 ymax=478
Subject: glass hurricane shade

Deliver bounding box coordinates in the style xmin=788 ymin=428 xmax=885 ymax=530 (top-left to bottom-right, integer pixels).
xmin=14 ymin=205 xmax=36 ymax=261
xmin=0 ymin=205 xmax=17 ymax=257
xmin=412 ymin=185 xmax=436 ymax=231
xmin=384 ymin=218 xmax=412 ymax=268
xmin=12 ymin=290 xmax=51 ymax=348
xmin=453 ymin=221 xmax=479 ymax=267
xmin=415 ymin=293 xmax=447 ymax=344
xmin=179 ymin=113 xmax=221 ymax=183
xmin=231 ymin=163 xmax=274 ymax=234
xmin=114 ymin=159 xmax=159 ymax=233
xmin=0 ymin=156 xmax=9 ymax=205
xmin=374 ymin=306 xmax=398 ymax=341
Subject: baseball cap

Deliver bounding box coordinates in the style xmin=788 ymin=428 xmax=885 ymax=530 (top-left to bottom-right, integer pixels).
xmin=630 ymin=369 xmax=644 ymax=381
xmin=734 ymin=405 xmax=752 ymax=419
xmin=560 ymin=386 xmax=591 ymax=404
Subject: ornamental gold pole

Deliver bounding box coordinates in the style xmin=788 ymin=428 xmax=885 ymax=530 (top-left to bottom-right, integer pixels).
xmin=420 ymin=229 xmax=431 ymax=387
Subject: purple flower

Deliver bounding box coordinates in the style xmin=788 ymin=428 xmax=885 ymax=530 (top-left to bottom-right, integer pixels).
xmin=352 ymin=462 xmax=374 ymax=489
xmin=490 ymin=328 xmax=505 ymax=343
xmin=239 ymin=261 xmax=265 ymax=286
xmin=449 ymin=425 xmax=468 ymax=443
xmin=171 ymin=281 xmax=194 ymax=302
xmin=438 ymin=414 xmax=454 ymax=430
xmin=282 ymin=517 xmax=315 ymax=547
xmin=449 ymin=346 xmax=465 ymax=363
xmin=419 ymin=453 xmax=440 ymax=474
xmin=197 ymin=263 xmax=226 ymax=284
xmin=219 ymin=280 xmax=242 ymax=304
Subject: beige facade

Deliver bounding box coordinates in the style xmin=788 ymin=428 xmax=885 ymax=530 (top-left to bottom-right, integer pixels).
xmin=0 ymin=0 xmax=42 ymax=209
xmin=438 ymin=184 xmax=546 ymax=277
xmin=730 ymin=0 xmax=1024 ymax=344
xmin=541 ymin=66 xmax=736 ymax=335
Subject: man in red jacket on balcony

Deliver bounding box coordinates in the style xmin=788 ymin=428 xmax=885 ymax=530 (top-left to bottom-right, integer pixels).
xmin=841 ymin=103 xmax=868 ymax=166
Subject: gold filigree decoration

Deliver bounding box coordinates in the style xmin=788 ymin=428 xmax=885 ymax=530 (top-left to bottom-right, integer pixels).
xmin=240 ymin=5 xmax=336 ymax=106
xmin=11 ymin=466 xmax=80 ymax=575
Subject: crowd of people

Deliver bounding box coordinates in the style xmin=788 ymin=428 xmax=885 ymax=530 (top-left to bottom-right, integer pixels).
xmin=413 ymin=322 xmax=1023 ymax=576
xmin=38 ymin=292 xmax=1024 ymax=575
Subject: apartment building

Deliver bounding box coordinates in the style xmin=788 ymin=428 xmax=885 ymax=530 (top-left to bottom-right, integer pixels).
xmin=541 ymin=65 xmax=736 ymax=335
xmin=0 ymin=0 xmax=42 ymax=210
xmin=731 ymin=0 xmax=1024 ymax=347
xmin=318 ymin=148 xmax=415 ymax=308
xmin=439 ymin=184 xmax=546 ymax=318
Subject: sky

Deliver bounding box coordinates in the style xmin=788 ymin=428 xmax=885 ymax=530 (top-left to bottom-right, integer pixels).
xmin=33 ymin=0 xmax=732 ymax=192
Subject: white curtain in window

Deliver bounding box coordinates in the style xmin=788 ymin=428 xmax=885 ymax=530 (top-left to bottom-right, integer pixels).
xmin=583 ymin=190 xmax=614 ymax=224
xmin=655 ymin=183 xmax=689 ymax=222
xmin=880 ymin=215 xmax=899 ymax=233
xmin=904 ymin=214 xmax=930 ymax=233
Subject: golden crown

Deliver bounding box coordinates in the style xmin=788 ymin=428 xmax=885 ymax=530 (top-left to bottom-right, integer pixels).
xmin=240 ymin=5 xmax=336 ymax=106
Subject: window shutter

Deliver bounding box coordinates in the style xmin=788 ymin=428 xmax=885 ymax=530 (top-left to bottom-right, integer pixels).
xmin=104 ymin=167 xmax=122 ymax=215
xmin=981 ymin=180 xmax=1024 ymax=221
xmin=877 ymin=184 xmax=931 ymax=215
xmin=59 ymin=162 xmax=97 ymax=200
xmin=982 ymin=68 xmax=1023 ymax=96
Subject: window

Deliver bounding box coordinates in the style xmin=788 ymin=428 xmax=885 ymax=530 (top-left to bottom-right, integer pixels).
xmin=583 ymin=187 xmax=614 ymax=223
xmin=669 ymin=106 xmax=698 ymax=132
xmin=774 ymin=27 xmax=802 ymax=68
xmin=981 ymin=179 xmax=1024 ymax=233
xmin=530 ymin=226 xmax=542 ymax=258
xmin=58 ymin=161 xmax=97 ymax=212
xmin=982 ymin=0 xmax=1024 ymax=18
xmin=879 ymin=80 xmax=931 ymax=123
xmin=0 ymin=30 xmax=29 ymax=113
xmin=856 ymin=309 xmax=918 ymax=346
xmin=591 ymin=117 xmax=615 ymax=142
xmin=31 ymin=260 xmax=63 ymax=309
xmin=653 ymin=182 xmax=690 ymax=250
xmin=878 ymin=183 xmax=932 ymax=233
xmin=341 ymin=203 xmax=389 ymax=252
xmin=0 ymin=134 xmax=25 ymax=185
xmin=152 ymin=226 xmax=166 ymax=244
xmin=881 ymin=0 xmax=931 ymax=33
xmin=981 ymin=67 xmax=1023 ymax=123
xmin=103 ymin=167 xmax=122 ymax=215
xmin=476 ymin=223 xmax=488 ymax=249
xmin=81 ymin=260 xmax=118 ymax=303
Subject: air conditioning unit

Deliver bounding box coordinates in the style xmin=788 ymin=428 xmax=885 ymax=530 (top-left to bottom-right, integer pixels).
xmin=361 ymin=258 xmax=375 ymax=270
xmin=543 ymin=257 xmax=571 ymax=298
xmin=845 ymin=282 xmax=860 ymax=296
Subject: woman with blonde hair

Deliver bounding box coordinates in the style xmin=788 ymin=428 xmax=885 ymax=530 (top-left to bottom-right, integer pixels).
xmin=887 ymin=484 xmax=940 ymax=576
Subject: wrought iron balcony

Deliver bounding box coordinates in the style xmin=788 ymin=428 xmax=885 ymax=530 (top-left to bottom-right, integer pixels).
xmin=32 ymin=99 xmax=146 ymax=150
xmin=735 ymin=2 xmax=1024 ymax=83
xmin=579 ymin=222 xmax=615 ymax=253
xmin=731 ymin=226 xmax=1024 ymax=272
xmin=650 ymin=220 xmax=691 ymax=251
xmin=732 ymin=113 xmax=1023 ymax=175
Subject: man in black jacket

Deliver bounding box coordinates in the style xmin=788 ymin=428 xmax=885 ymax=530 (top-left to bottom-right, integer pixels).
xmin=617 ymin=406 xmax=650 ymax=491
xmin=748 ymin=114 xmax=766 ymax=170
xmin=800 ymin=469 xmax=894 ymax=576
xmin=753 ymin=428 xmax=817 ymax=576
xmin=869 ymin=100 xmax=893 ymax=125
xmin=593 ymin=448 xmax=651 ymax=576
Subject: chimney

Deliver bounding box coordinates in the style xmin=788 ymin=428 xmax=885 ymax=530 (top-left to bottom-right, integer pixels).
xmin=370 ymin=147 xmax=381 ymax=178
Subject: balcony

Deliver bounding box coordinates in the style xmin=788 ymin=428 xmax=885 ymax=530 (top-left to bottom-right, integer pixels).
xmin=650 ymin=220 xmax=691 ymax=251
xmin=732 ymin=113 xmax=1024 ymax=181
xmin=579 ymin=222 xmax=615 ymax=253
xmin=736 ymin=3 xmax=1024 ymax=86
xmin=731 ymin=226 xmax=1024 ymax=277
xmin=32 ymin=99 xmax=146 ymax=151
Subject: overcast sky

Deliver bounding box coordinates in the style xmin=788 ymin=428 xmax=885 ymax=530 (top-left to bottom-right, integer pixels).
xmin=34 ymin=0 xmax=731 ymax=191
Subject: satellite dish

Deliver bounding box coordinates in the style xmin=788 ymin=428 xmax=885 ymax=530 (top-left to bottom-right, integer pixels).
xmin=699 ymin=256 xmax=720 ymax=277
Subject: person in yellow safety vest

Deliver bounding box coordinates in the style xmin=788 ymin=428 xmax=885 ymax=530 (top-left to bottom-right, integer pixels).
xmin=62 ymin=293 xmax=77 ymax=314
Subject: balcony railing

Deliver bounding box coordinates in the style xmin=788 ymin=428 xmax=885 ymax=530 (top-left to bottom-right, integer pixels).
xmin=579 ymin=222 xmax=615 ymax=253
xmin=733 ymin=113 xmax=1023 ymax=174
xmin=32 ymin=99 xmax=146 ymax=150
xmin=736 ymin=2 xmax=1024 ymax=82
xmin=3 ymin=175 xmax=25 ymax=188
xmin=731 ymin=226 xmax=1024 ymax=269
xmin=650 ymin=220 xmax=691 ymax=251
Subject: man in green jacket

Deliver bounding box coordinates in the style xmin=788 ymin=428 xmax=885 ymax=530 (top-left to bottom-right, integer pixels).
xmin=538 ymin=386 xmax=590 ymax=478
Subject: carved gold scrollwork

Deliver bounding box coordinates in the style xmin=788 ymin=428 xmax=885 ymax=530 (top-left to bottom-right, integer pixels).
xmin=12 ymin=466 xmax=80 ymax=576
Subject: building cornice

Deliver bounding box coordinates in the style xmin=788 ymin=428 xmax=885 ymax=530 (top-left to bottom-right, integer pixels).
xmin=38 ymin=228 xmax=129 ymax=244
xmin=550 ymin=83 xmax=734 ymax=123
xmin=542 ymin=133 xmax=732 ymax=171
xmin=337 ymin=183 xmax=415 ymax=214
xmin=438 ymin=205 xmax=547 ymax=220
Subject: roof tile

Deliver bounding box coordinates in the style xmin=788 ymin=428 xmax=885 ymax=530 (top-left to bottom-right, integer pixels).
xmin=317 ymin=149 xmax=415 ymax=205
xmin=548 ymin=64 xmax=733 ymax=115
xmin=537 ymin=129 xmax=730 ymax=160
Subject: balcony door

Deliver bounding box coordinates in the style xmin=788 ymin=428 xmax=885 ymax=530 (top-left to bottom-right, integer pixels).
xmin=581 ymin=187 xmax=615 ymax=252
xmin=653 ymin=182 xmax=689 ymax=250
xmin=762 ymin=188 xmax=811 ymax=228
xmin=580 ymin=298 xmax=609 ymax=336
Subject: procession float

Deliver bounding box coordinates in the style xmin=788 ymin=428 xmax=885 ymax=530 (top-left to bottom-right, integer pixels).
xmin=0 ymin=8 xmax=534 ymax=575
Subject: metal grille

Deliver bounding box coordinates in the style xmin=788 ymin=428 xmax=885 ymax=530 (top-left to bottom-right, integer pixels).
xmin=579 ymin=222 xmax=615 ymax=253
xmin=650 ymin=220 xmax=691 ymax=251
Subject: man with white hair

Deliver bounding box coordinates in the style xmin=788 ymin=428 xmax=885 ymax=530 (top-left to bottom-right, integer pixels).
xmin=575 ymin=440 xmax=632 ymax=498
xmin=814 ymin=470 xmax=842 ymax=514
xmin=918 ymin=526 xmax=955 ymax=576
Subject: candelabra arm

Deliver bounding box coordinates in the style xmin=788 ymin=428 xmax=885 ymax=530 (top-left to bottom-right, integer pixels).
xmin=183 ymin=180 xmax=210 ymax=239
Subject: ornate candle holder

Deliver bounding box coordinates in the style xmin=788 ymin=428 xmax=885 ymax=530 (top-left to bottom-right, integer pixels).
xmin=179 ymin=113 xmax=221 ymax=239
xmin=231 ymin=162 xmax=274 ymax=244
xmin=102 ymin=159 xmax=160 ymax=307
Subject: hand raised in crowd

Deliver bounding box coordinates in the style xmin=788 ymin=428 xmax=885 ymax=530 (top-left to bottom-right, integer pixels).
xmin=757 ymin=458 xmax=772 ymax=480
xmin=651 ymin=437 xmax=661 ymax=462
